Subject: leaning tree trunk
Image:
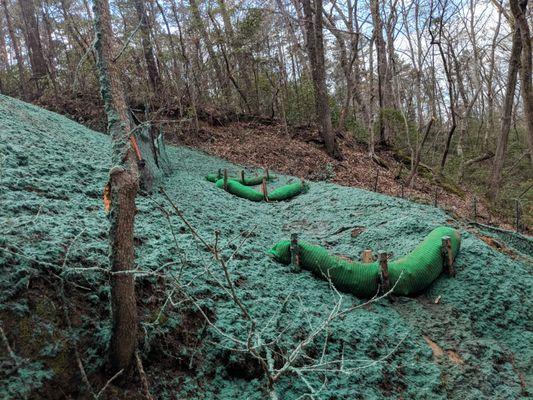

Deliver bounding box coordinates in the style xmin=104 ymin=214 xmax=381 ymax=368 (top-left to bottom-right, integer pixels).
xmin=487 ymin=25 xmax=522 ymax=201
xmin=301 ymin=0 xmax=342 ymax=160
xmin=93 ymin=0 xmax=139 ymax=374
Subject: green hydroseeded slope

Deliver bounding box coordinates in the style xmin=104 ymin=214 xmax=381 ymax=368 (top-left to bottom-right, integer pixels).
xmin=0 ymin=95 xmax=531 ymax=399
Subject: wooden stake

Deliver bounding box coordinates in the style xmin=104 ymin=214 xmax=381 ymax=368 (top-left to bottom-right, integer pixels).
xmin=261 ymin=177 xmax=268 ymax=201
xmin=401 ymin=183 xmax=404 ymax=198
xmin=223 ymin=169 xmax=228 ymax=190
xmin=441 ymin=236 xmax=455 ymax=277
xmin=362 ymin=249 xmax=373 ymax=263
xmin=373 ymin=169 xmax=379 ymax=191
xmin=265 ymin=167 xmax=270 ymax=180
xmin=218 ymin=168 xmax=222 ymax=179
xmin=379 ymin=251 xmax=390 ymax=293
xmin=240 ymin=170 xmax=245 ymax=183
xmin=290 ymin=233 xmax=300 ymax=271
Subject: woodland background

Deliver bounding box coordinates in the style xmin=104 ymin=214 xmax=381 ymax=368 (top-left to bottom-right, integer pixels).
xmin=0 ymin=0 xmax=531 ymax=226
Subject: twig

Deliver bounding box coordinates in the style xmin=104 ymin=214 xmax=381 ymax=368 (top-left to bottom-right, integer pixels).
xmin=95 ymin=369 xmax=124 ymax=399
xmin=112 ymin=21 xmax=142 ymax=62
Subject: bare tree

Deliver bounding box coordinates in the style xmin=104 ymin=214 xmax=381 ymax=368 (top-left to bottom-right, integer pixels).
xmin=2 ymin=0 xmax=26 ymax=97
xmin=487 ymin=17 xmax=522 ymax=201
xmin=18 ymin=0 xmax=48 ymax=80
xmin=370 ymin=0 xmax=394 ymax=146
xmin=93 ymin=0 xmax=139 ymax=373
xmin=301 ymin=0 xmax=343 ymax=159
xmin=132 ymin=0 xmax=161 ymax=95
xmin=189 ymin=0 xmax=232 ymax=106
xmin=509 ymin=0 xmax=533 ymax=164
xmin=429 ymin=2 xmax=457 ymax=175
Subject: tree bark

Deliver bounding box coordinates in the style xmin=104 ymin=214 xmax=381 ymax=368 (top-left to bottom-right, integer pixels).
xmin=133 ymin=0 xmax=161 ymax=94
xmin=18 ymin=0 xmax=47 ymax=79
xmin=487 ymin=25 xmax=522 ymax=201
xmin=370 ymin=0 xmax=394 ymax=146
xmin=510 ymin=0 xmax=533 ymax=164
xmin=301 ymin=0 xmax=342 ymax=160
xmin=2 ymin=0 xmax=26 ymax=97
xmin=0 ymin=19 xmax=8 ymax=71
xmin=93 ymin=0 xmax=139 ymax=374
xmin=407 ymin=117 xmax=434 ymax=186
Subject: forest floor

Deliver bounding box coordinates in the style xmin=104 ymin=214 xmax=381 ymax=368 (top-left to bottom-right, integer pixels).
xmin=171 ymin=120 xmax=530 ymax=233
xmin=1 ymin=95 xmax=532 ymax=399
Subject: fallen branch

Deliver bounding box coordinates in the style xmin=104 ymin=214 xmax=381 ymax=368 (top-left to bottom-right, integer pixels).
xmin=464 ymin=151 xmax=495 ymax=167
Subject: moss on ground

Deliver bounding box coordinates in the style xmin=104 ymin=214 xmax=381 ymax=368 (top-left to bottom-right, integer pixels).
xmin=0 ymin=95 xmax=532 ymax=399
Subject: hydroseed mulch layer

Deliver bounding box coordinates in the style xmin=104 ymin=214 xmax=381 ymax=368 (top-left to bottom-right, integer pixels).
xmin=1 ymin=94 xmax=531 ymax=399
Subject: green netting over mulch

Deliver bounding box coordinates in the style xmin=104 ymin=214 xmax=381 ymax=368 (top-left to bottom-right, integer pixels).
xmin=270 ymin=226 xmax=461 ymax=297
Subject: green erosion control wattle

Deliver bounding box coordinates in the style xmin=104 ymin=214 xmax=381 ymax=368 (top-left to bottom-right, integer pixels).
xmin=206 ymin=172 xmax=276 ymax=185
xmin=270 ymin=226 xmax=461 ymax=298
xmin=214 ymin=178 xmax=307 ymax=202
xmin=268 ymin=181 xmax=308 ymax=201
xmin=215 ymin=178 xmax=264 ymax=201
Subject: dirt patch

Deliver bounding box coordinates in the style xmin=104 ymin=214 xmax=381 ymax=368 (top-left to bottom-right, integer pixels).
xmin=423 ymin=336 xmax=465 ymax=365
xmin=446 ymin=350 xmax=464 ymax=365
xmin=423 ymin=335 xmax=444 ymax=358
xmin=478 ymin=235 xmax=518 ymax=258
xmin=168 ymin=121 xmax=521 ymax=232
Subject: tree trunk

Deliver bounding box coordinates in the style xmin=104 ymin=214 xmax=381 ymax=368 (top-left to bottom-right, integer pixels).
xmin=484 ymin=4 xmax=502 ymax=150
xmin=18 ymin=0 xmax=47 ymax=79
xmin=93 ymin=0 xmax=139 ymax=374
xmin=301 ymin=0 xmax=342 ymax=160
xmin=370 ymin=0 xmax=393 ymax=146
xmin=154 ymin=0 xmax=182 ymax=91
xmin=487 ymin=25 xmax=522 ymax=201
xmin=132 ymin=0 xmax=161 ymax=95
xmin=217 ymin=0 xmax=254 ymax=112
xmin=0 ymin=21 xmax=8 ymax=71
xmin=189 ymin=0 xmax=232 ymax=107
xmin=407 ymin=117 xmax=434 ymax=186
xmin=323 ymin=11 xmax=357 ymax=131
xmin=510 ymin=0 xmax=533 ymax=164
xmin=2 ymin=0 xmax=26 ymax=97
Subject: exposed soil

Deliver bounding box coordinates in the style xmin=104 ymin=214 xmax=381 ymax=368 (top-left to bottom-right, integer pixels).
xmin=170 ymin=120 xmax=524 ymax=232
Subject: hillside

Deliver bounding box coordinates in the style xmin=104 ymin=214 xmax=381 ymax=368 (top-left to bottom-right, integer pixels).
xmin=0 ymin=95 xmax=531 ymax=399
xmin=172 ymin=119 xmax=530 ymax=232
